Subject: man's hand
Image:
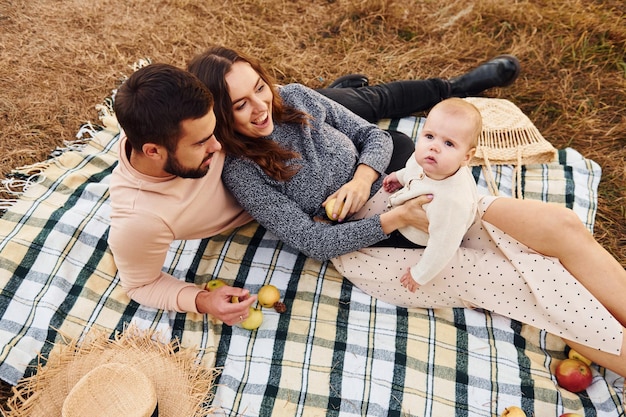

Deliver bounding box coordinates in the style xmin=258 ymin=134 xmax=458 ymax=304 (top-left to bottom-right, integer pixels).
xmin=195 ymin=285 xmax=257 ymax=326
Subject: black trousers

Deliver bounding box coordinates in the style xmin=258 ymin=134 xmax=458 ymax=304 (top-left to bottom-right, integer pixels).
xmin=317 ymin=78 xmax=450 ymax=173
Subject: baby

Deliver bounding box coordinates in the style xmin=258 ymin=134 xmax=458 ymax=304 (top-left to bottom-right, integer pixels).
xmin=383 ymin=98 xmax=482 ymax=292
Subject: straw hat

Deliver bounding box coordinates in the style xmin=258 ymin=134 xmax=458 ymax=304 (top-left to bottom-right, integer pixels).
xmin=4 ymin=325 xmax=218 ymax=417
xmin=463 ymin=97 xmax=558 ymax=198
xmin=61 ymin=363 xmax=158 ymax=417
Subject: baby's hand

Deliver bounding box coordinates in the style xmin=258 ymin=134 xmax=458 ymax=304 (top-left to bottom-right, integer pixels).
xmin=383 ymin=173 xmax=401 ymax=193
xmin=400 ymin=268 xmax=420 ymax=293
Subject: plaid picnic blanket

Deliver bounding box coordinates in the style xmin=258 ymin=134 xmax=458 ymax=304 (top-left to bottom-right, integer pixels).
xmin=0 ymin=104 xmax=622 ymax=416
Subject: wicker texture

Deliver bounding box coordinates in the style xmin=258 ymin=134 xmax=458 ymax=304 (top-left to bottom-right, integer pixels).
xmin=4 ymin=325 xmax=218 ymax=417
xmin=61 ymin=363 xmax=158 ymax=417
xmin=464 ymin=97 xmax=558 ymax=197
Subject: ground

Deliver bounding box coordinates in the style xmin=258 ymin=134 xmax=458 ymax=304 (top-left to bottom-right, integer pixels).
xmin=0 ymin=0 xmax=624 ymax=406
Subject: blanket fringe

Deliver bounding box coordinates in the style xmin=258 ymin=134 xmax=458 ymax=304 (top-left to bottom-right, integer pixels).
xmin=0 ymin=166 xmax=47 ymax=210
xmin=0 ymin=122 xmax=106 ymax=214
xmin=1 ymin=169 xmax=46 ymax=194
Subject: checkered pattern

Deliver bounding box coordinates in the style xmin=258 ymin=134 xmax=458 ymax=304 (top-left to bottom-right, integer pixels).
xmin=0 ymin=112 xmax=621 ymax=416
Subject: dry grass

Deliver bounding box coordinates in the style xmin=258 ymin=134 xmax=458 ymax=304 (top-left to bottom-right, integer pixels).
xmin=0 ymin=0 xmax=624 ymax=406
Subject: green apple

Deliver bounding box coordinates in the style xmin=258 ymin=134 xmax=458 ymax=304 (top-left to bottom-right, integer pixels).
xmin=500 ymin=406 xmax=526 ymax=417
xmin=205 ymin=279 xmax=226 ymax=291
xmin=257 ymin=284 xmax=280 ymax=308
xmin=325 ymin=198 xmax=344 ymax=221
xmin=241 ymin=307 xmax=263 ymax=330
xmin=555 ymin=358 xmax=593 ymax=393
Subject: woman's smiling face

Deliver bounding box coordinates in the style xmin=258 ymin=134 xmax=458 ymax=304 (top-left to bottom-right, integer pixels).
xmin=225 ymin=61 xmax=274 ymax=138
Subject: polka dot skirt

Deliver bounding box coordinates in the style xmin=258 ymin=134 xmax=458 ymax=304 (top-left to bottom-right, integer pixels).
xmin=333 ymin=194 xmax=623 ymax=354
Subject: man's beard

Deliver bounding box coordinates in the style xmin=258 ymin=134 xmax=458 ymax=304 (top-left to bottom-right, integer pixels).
xmin=163 ymin=154 xmax=210 ymax=179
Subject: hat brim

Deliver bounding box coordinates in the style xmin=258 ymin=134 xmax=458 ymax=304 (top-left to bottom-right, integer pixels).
xmin=4 ymin=324 xmax=219 ymax=417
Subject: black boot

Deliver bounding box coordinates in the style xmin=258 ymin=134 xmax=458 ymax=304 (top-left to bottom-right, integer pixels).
xmin=448 ymin=55 xmax=521 ymax=97
xmin=328 ymin=74 xmax=369 ymax=88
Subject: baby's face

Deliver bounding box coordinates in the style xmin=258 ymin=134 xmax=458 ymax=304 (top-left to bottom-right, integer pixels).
xmin=414 ymin=109 xmax=476 ymax=180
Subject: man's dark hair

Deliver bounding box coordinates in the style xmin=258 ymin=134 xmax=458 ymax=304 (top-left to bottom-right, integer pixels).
xmin=114 ymin=63 xmax=214 ymax=152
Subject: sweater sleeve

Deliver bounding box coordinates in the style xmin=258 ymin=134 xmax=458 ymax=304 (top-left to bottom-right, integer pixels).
xmin=409 ymin=177 xmax=478 ymax=285
xmin=222 ymin=159 xmax=388 ymax=261
xmin=282 ymin=85 xmax=392 ymax=175
xmin=108 ymin=210 xmax=203 ymax=313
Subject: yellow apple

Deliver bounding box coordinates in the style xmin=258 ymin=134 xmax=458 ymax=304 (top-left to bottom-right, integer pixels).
xmin=241 ymin=307 xmax=263 ymax=330
xmin=325 ymin=198 xmax=344 ymax=221
xmin=568 ymin=348 xmax=592 ymax=366
xmin=257 ymin=284 xmax=281 ymax=308
xmin=206 ymin=279 xmax=226 ymax=291
xmin=500 ymin=406 xmax=526 ymax=417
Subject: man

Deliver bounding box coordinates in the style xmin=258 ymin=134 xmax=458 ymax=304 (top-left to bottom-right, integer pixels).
xmin=109 ymin=63 xmax=256 ymax=325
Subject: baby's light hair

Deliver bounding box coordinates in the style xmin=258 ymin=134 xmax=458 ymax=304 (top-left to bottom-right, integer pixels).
xmin=430 ymin=98 xmax=482 ymax=149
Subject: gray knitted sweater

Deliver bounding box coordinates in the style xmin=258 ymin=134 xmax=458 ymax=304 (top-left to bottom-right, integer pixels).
xmin=222 ymin=84 xmax=392 ymax=261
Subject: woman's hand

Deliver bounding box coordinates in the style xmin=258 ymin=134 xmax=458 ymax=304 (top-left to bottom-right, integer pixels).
xmin=399 ymin=195 xmax=431 ymax=233
xmin=380 ymin=194 xmax=432 ymax=235
xmin=323 ymin=164 xmax=379 ymax=221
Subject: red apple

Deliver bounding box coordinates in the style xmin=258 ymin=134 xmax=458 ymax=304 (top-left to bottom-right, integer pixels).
xmin=559 ymin=413 xmax=583 ymax=417
xmin=555 ymin=358 xmax=593 ymax=393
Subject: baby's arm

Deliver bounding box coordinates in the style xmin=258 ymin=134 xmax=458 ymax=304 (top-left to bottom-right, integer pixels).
xmin=383 ymin=172 xmax=402 ymax=193
xmin=408 ymin=198 xmax=475 ymax=289
xmin=398 ymin=167 xmax=477 ymax=292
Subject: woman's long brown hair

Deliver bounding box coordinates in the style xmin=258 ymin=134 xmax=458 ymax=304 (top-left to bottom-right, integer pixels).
xmin=188 ymin=46 xmax=310 ymax=181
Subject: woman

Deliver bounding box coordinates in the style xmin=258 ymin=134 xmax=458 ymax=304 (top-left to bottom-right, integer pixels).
xmin=187 ymin=46 xmax=626 ymax=376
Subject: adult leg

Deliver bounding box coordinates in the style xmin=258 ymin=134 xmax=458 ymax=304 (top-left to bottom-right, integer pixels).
xmin=331 ymin=225 xmax=625 ymax=359
xmin=386 ymin=130 xmax=415 ymax=173
xmin=482 ymin=197 xmax=626 ymax=326
xmin=318 ymin=55 xmax=521 ymax=122
xmin=318 ymin=79 xmax=449 ymax=122
xmin=333 ymin=198 xmax=626 ymax=377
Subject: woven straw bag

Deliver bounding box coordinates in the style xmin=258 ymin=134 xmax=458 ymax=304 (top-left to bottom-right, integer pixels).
xmin=463 ymin=97 xmax=558 ymax=198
